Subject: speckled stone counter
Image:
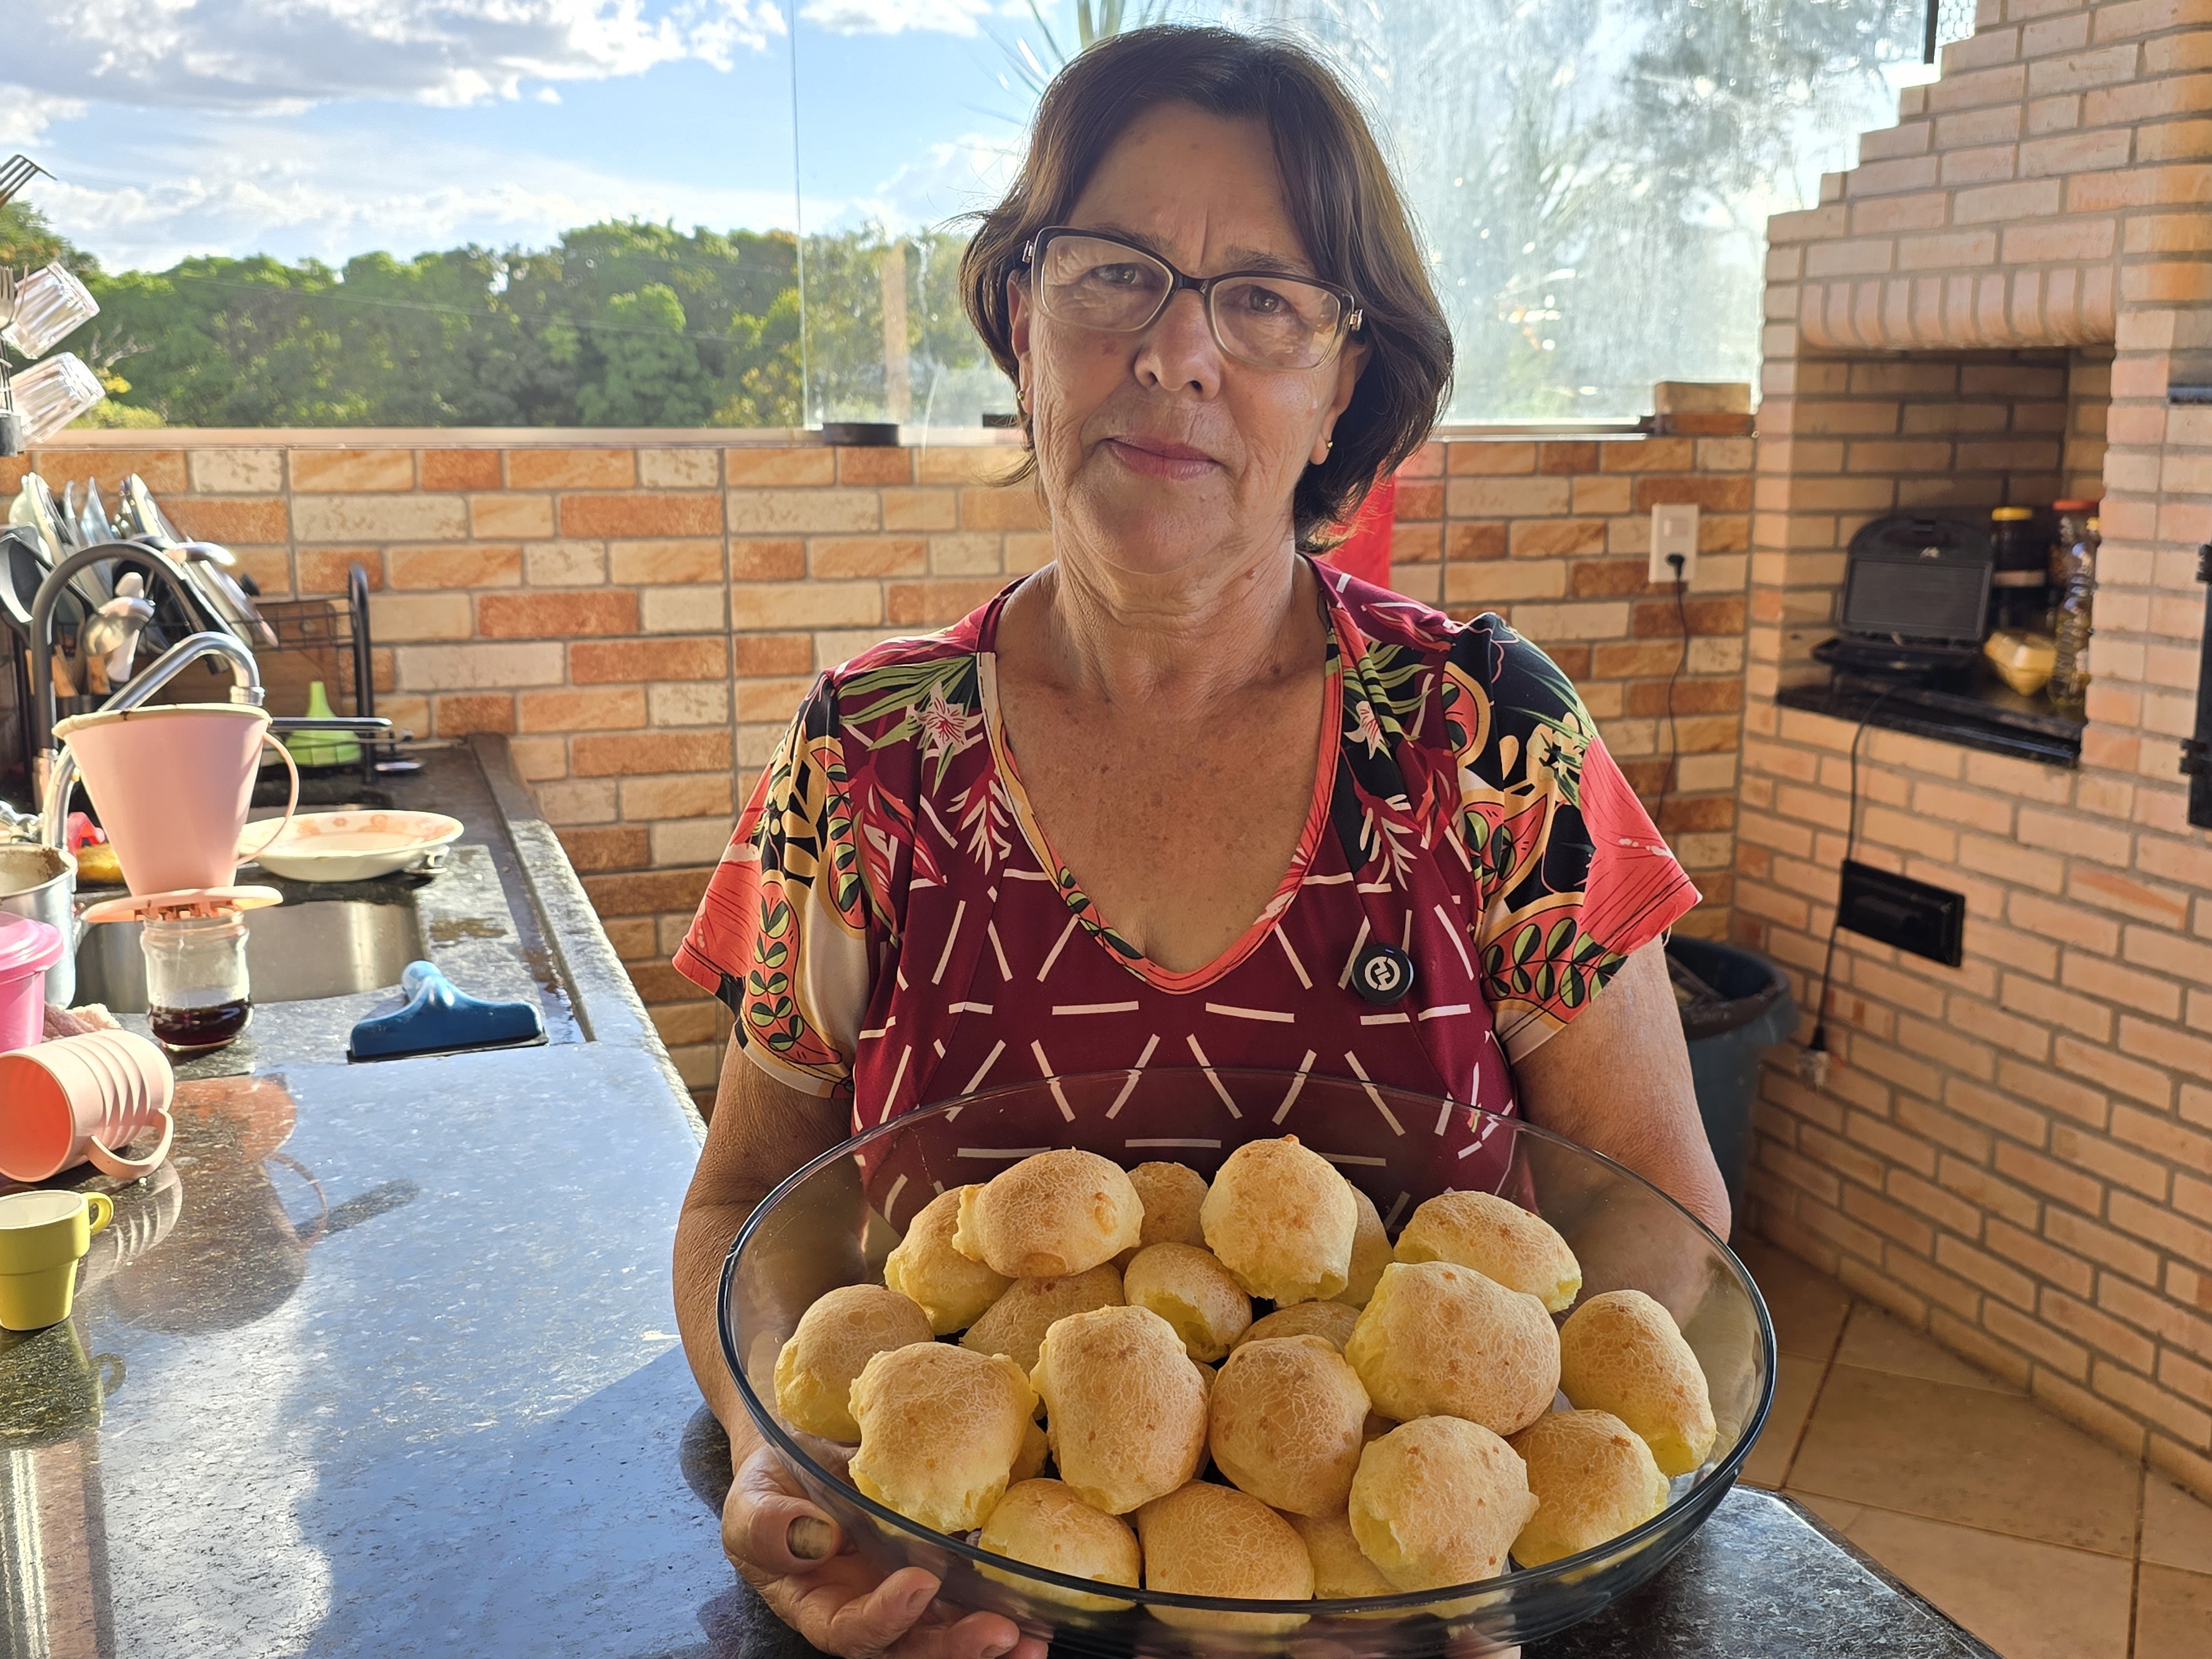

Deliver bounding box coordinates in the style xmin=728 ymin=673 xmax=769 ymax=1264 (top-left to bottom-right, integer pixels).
xmin=1 ymin=738 xmax=735 ymax=1656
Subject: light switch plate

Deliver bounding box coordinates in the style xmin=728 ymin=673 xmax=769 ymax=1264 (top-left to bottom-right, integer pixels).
xmin=1649 ymin=503 xmax=1699 ymax=584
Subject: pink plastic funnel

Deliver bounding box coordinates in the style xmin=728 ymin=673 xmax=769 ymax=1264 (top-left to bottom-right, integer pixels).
xmin=53 ymin=705 xmax=298 ymax=897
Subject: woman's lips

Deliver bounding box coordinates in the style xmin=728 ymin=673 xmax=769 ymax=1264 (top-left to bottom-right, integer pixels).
xmin=1104 ymin=436 xmax=1219 ymax=481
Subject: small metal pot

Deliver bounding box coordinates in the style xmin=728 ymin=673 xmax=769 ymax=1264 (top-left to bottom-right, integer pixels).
xmin=0 ymin=842 xmax=77 ymax=1007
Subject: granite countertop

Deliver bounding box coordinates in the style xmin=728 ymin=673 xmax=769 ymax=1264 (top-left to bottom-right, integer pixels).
xmin=0 ymin=740 xmax=1999 ymax=1657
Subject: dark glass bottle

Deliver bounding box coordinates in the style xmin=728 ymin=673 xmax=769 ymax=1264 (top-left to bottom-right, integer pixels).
xmin=1987 ymin=507 xmax=2042 ymax=632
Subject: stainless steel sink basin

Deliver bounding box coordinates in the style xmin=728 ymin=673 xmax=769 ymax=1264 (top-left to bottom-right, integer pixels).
xmin=74 ymin=899 xmax=427 ymax=1012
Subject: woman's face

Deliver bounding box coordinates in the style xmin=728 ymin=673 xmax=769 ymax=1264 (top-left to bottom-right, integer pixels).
xmin=1009 ymin=102 xmax=1369 ymax=581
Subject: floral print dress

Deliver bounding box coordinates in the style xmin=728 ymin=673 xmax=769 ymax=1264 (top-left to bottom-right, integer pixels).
xmin=676 ymin=564 xmax=1698 ymax=1224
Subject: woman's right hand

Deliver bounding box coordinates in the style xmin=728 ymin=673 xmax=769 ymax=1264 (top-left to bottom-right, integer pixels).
xmin=725 ymin=1442 xmax=1047 ymax=1659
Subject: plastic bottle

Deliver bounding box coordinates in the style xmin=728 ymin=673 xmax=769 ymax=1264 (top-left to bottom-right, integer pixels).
xmin=2048 ymin=514 xmax=2099 ymax=717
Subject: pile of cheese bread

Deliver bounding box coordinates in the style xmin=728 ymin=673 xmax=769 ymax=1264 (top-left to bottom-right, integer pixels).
xmin=771 ymin=1137 xmax=1715 ymax=1630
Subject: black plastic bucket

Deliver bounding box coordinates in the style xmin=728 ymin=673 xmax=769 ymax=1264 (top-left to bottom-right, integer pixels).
xmin=1666 ymin=936 xmax=1797 ymax=1224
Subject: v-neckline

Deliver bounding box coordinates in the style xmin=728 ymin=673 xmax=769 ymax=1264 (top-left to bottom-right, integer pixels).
xmin=974 ymin=568 xmax=1346 ymax=994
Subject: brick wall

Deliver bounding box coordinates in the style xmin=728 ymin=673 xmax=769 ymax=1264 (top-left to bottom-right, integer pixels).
xmin=7 ymin=398 xmax=1753 ymax=1107
xmin=1749 ymin=0 xmax=2212 ymax=1504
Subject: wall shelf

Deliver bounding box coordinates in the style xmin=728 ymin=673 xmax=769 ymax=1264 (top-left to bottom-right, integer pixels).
xmin=1776 ymin=660 xmax=2083 ymax=768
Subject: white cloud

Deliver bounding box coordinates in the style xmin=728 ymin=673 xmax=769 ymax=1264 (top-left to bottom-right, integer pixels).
xmin=0 ymin=1 xmax=784 ymax=114
xmin=827 ymin=129 xmax=1022 ymax=233
xmin=800 ymin=0 xmax=1003 ymax=36
xmin=32 ymin=122 xmax=829 ymax=271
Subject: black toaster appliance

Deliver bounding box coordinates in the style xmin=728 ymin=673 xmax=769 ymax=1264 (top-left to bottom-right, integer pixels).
xmin=1814 ymin=514 xmax=1994 ymax=679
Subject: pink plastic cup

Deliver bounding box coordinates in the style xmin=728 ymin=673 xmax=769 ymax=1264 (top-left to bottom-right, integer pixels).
xmin=0 ymin=1033 xmax=175 ymax=1181
xmin=83 ymin=1028 xmax=172 ymax=1120
xmin=0 ymin=913 xmax=64 ymax=1053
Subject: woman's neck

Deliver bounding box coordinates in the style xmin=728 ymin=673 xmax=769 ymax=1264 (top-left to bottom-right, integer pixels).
xmin=1007 ymin=542 xmax=1319 ymax=715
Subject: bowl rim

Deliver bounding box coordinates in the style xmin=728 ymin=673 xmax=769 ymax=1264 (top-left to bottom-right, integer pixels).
xmin=243 ymin=809 xmax=465 ymax=859
xmin=718 ymin=1067 xmax=1777 ymax=1618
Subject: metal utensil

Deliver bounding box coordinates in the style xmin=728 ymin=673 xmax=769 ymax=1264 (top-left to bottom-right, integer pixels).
xmin=0 ymin=156 xmax=50 ymax=210
xmin=0 ymin=267 xmax=18 ymax=333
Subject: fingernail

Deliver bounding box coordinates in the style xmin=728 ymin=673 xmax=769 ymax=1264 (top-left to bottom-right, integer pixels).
xmin=984 ymin=1641 xmax=1015 ymax=1658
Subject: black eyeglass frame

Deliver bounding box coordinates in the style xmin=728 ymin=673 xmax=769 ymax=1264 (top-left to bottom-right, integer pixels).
xmin=1019 ymin=225 xmax=1365 ymax=369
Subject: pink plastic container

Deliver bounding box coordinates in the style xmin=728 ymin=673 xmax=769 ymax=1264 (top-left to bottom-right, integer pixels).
xmin=0 ymin=913 xmax=64 ymax=1053
xmin=52 ymin=703 xmax=298 ymax=897
xmin=0 ymin=1029 xmax=175 ymax=1181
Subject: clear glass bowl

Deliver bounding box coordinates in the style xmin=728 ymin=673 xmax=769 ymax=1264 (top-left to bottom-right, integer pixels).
xmin=718 ymin=1070 xmax=1775 ymax=1655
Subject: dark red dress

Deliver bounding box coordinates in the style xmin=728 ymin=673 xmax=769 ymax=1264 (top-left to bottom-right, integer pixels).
xmin=676 ymin=566 xmax=1697 ymax=1227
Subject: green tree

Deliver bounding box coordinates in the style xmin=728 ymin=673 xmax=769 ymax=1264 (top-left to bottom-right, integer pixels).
xmin=577 ymin=283 xmax=714 ymax=426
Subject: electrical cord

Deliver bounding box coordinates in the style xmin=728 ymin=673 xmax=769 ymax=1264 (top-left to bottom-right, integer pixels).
xmin=1653 ymin=552 xmax=1689 ymax=834
xmin=1804 ymin=683 xmax=1902 ymax=1084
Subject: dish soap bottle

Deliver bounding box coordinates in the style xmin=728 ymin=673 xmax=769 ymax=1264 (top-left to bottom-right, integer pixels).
xmin=2048 ymin=514 xmax=2099 ymax=717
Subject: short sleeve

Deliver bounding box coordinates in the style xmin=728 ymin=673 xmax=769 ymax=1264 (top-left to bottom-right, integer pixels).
xmin=674 ymin=678 xmax=877 ymax=1097
xmin=1444 ymin=615 xmax=1700 ymax=1062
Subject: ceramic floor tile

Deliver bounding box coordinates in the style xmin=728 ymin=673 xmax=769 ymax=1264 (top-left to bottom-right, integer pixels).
xmin=2132 ymin=1563 xmax=2212 ymax=1659
xmin=1833 ymin=1303 xmax=2024 ymax=1395
xmin=2141 ymin=1476 xmax=2212 ymax=1576
xmin=1735 ymin=1237 xmax=1851 ymax=1362
xmin=1791 ymin=1491 xmax=1864 ymax=1533
xmin=1786 ymin=1364 xmax=2141 ymax=1555
xmin=1739 ymin=1353 xmax=1825 ymax=1490
xmin=1837 ymin=1505 xmax=2132 ymax=1659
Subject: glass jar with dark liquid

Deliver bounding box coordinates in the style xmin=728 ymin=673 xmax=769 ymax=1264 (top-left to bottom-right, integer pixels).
xmin=140 ymin=914 xmax=252 ymax=1053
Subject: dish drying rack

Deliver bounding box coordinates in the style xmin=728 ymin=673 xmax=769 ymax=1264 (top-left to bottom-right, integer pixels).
xmin=250 ymin=563 xmax=399 ymax=785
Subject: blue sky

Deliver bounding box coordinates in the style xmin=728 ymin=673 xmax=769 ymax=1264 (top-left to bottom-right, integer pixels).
xmin=4 ymin=1 xmax=1076 ymax=272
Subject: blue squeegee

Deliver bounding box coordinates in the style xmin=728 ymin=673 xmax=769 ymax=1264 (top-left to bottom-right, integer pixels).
xmin=347 ymin=961 xmax=546 ymax=1062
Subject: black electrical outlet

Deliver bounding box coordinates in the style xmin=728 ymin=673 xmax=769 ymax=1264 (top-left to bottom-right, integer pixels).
xmin=1837 ymin=860 xmax=1966 ymax=967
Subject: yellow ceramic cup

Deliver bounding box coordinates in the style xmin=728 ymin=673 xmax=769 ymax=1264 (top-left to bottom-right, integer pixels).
xmin=0 ymin=1189 xmax=114 ymax=1330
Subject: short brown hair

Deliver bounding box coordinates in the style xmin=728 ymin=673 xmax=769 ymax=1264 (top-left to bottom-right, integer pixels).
xmin=960 ymin=24 xmax=1454 ymax=554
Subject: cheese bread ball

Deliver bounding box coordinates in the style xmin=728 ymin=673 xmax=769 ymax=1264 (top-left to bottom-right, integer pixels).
xmin=978 ymin=1479 xmax=1140 ymax=1612
xmin=1136 ymin=1481 xmax=1314 ymax=1635
xmin=772 ymin=1284 xmax=933 ymax=1442
xmin=1119 ymin=1161 xmax=1210 ymax=1265
xmin=1557 ymin=1290 xmax=1716 ymax=1477
xmin=1393 ymin=1190 xmax=1583 ymax=1312
xmin=955 ymin=1150 xmax=1144 ymax=1279
xmin=848 ymin=1343 xmax=1037 ymax=1535
xmin=1032 ymin=1305 xmax=1208 ymax=1514
xmin=1124 ymin=1243 xmax=1253 ymax=1362
xmin=1208 ymin=1335 xmax=1371 ymax=1516
xmin=1345 ymin=1260 xmax=1559 ymax=1436
xmin=1284 ymin=1510 xmax=1396 ymax=1603
xmin=961 ymin=1264 xmax=1124 ymax=1375
xmin=1349 ymin=1417 xmax=1536 ymax=1592
xmin=885 ymin=1186 xmax=1010 ymax=1334
xmin=1234 ymin=1300 xmax=1362 ymax=1353
xmin=1013 ymin=1417 xmax=1050 ymax=1484
xmin=1343 ymin=1186 xmax=1393 ymax=1307
xmin=1200 ymin=1137 xmax=1358 ymax=1304
xmin=1507 ymin=1408 xmax=1671 ymax=1566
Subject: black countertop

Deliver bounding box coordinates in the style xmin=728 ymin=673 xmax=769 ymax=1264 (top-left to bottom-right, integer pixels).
xmin=1 ymin=740 xmax=1998 ymax=1657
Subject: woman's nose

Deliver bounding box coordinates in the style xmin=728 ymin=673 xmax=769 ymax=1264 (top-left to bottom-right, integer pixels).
xmin=1134 ymin=289 xmax=1222 ymax=394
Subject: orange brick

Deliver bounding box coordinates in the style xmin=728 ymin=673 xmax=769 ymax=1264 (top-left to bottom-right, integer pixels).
xmin=1512 ymin=519 xmax=1608 ymax=558
xmin=558 ymin=493 xmax=721 ymax=539
xmin=836 ymin=447 xmax=914 ymax=486
xmin=478 ymin=592 xmax=638 ymax=639
xmin=432 ymin=693 xmax=517 ymax=736
xmin=2010 ymin=890 xmax=2122 ymax=953
xmin=572 ymin=637 xmax=727 ymax=683
xmin=958 ymin=487 xmax=1050 ymax=531
xmin=517 ymin=687 xmax=650 ymax=732
xmin=729 ymin=539 xmax=806 ymax=581
xmin=291 ymin=449 xmax=414 ymax=492
xmin=30 ymin=447 xmax=188 ymax=494
xmin=2060 ymin=951 xmax=2184 ymax=1020
xmin=1536 ymin=441 xmax=1601 ymax=474
xmin=1983 ymin=1297 xmax=2093 ymax=1380
xmin=557 ymin=825 xmax=653 ymax=873
xmin=811 ymin=536 xmax=928 ymax=578
xmin=1446 ymin=523 xmax=1506 ymax=561
xmin=418 ymin=449 xmax=503 ymax=491
xmin=733 ymin=634 xmax=812 ymax=677
xmin=886 ymin=579 xmax=1008 ymax=627
xmin=509 ymin=448 xmax=636 ymax=489
xmin=166 ymin=497 xmax=289 ymax=544
xmin=298 ymin=549 xmax=380 ymax=594
xmin=387 ymin=544 xmax=523 ymax=590
xmin=581 ymin=867 xmax=714 ymax=917
xmin=611 ymin=539 xmax=725 ymax=585
xmin=1986 ymin=1218 xmax=2094 ymax=1298
xmin=572 ymin=731 xmax=732 ymax=778
xmin=469 ymin=493 xmax=555 ymax=539
xmin=727 ymin=447 xmax=836 ymax=486
xmin=1447 ymin=442 xmax=1536 ymax=474
xmin=621 ymin=775 xmax=734 ymax=820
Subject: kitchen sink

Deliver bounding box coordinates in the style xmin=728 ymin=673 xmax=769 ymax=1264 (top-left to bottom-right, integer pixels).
xmin=74 ymin=898 xmax=427 ymax=1012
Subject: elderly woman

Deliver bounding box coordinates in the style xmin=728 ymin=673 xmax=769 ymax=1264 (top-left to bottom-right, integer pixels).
xmin=672 ymin=24 xmax=1725 ymax=1658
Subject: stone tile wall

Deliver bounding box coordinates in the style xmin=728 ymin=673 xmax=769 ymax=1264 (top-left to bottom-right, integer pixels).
xmin=8 ymin=404 xmax=1752 ymax=1108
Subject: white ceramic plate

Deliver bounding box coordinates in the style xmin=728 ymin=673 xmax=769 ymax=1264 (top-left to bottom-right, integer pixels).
xmin=240 ymin=810 xmax=464 ymax=883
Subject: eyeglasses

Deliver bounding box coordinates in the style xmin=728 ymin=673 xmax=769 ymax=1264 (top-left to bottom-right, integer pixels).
xmin=1021 ymin=226 xmax=1363 ymax=372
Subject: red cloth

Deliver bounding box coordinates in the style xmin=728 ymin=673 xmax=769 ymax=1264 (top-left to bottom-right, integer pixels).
xmin=1322 ymin=473 xmax=1396 ymax=590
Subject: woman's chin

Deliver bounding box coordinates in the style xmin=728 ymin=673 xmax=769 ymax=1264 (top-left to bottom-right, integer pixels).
xmin=1062 ymin=493 xmax=1268 ymax=579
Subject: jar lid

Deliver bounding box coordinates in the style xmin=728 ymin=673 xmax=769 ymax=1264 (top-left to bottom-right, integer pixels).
xmin=0 ymin=912 xmax=64 ymax=977
xmin=80 ymin=885 xmax=284 ymax=925
xmin=1991 ymin=507 xmax=2033 ymax=520
xmin=2052 ymin=499 xmax=2099 ymax=512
